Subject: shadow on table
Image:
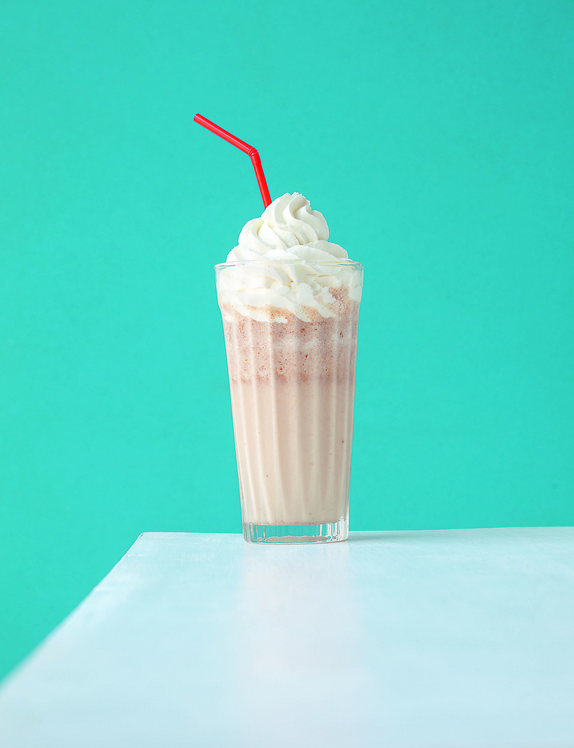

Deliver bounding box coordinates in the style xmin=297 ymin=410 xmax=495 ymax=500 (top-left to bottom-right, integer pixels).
xmin=348 ymin=530 xmax=471 ymax=543
xmin=349 ymin=532 xmax=417 ymax=543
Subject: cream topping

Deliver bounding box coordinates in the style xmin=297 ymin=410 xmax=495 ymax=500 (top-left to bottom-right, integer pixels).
xmin=217 ymin=193 xmax=362 ymax=322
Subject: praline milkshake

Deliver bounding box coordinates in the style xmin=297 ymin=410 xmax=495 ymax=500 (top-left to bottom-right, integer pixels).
xmin=216 ymin=193 xmax=362 ymax=543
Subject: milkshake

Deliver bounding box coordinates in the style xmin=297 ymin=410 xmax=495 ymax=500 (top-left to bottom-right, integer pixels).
xmin=216 ymin=193 xmax=362 ymax=543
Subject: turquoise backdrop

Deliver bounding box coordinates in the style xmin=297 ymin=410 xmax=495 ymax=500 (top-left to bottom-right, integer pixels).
xmin=1 ymin=0 xmax=573 ymax=682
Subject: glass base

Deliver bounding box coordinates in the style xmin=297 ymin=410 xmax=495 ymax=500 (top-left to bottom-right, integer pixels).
xmin=243 ymin=519 xmax=348 ymax=544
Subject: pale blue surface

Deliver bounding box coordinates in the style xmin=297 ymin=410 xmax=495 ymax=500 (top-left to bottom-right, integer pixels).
xmin=0 ymin=529 xmax=573 ymax=747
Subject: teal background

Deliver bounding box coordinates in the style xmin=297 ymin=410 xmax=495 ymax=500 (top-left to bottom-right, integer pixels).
xmin=1 ymin=0 xmax=573 ymax=682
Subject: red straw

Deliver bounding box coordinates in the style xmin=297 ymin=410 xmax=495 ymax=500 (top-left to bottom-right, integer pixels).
xmin=194 ymin=114 xmax=272 ymax=208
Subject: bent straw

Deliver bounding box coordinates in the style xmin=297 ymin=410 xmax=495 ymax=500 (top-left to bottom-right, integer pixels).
xmin=194 ymin=114 xmax=272 ymax=208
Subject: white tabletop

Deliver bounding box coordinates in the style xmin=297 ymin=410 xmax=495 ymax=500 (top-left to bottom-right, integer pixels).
xmin=0 ymin=529 xmax=573 ymax=747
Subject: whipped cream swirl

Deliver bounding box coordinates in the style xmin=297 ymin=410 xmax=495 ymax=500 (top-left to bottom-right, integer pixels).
xmin=217 ymin=193 xmax=362 ymax=322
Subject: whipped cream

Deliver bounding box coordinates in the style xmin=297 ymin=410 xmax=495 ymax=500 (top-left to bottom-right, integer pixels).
xmin=217 ymin=193 xmax=362 ymax=322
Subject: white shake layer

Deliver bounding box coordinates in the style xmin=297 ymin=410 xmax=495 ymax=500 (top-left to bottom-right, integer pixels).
xmin=217 ymin=193 xmax=362 ymax=530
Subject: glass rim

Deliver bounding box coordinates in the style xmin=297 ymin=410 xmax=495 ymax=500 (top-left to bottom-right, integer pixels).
xmin=215 ymin=259 xmax=363 ymax=271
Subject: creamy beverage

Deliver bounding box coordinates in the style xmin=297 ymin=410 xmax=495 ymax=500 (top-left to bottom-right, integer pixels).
xmin=216 ymin=193 xmax=362 ymax=543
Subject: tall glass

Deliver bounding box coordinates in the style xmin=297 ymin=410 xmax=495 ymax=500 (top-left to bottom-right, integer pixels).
xmin=216 ymin=260 xmax=363 ymax=544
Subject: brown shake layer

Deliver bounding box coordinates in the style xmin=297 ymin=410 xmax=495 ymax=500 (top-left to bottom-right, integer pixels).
xmin=219 ymin=288 xmax=360 ymax=384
